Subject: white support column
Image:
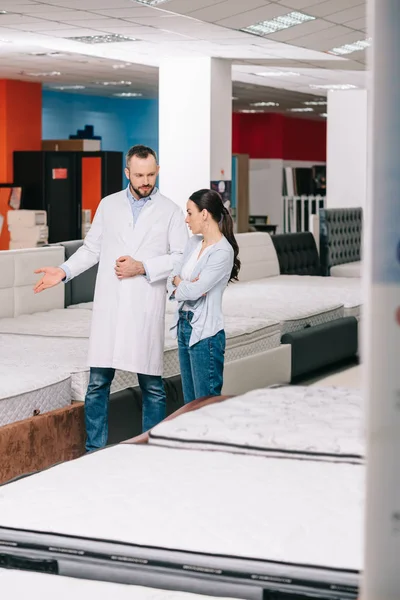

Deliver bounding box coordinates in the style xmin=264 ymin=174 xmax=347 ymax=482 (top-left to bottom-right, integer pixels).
xmin=158 ymin=57 xmax=232 ymax=212
xmin=326 ymin=89 xmax=368 ymax=209
xmin=362 ymin=0 xmax=400 ymax=598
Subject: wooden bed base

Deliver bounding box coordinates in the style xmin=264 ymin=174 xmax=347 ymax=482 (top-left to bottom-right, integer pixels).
xmin=0 ymin=404 xmax=85 ymax=485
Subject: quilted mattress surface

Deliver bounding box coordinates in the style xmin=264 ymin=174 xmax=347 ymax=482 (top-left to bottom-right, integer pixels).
xmin=0 ymin=444 xmax=364 ymax=573
xmin=149 ymin=385 xmax=364 ymax=462
xmin=0 ymin=364 xmax=71 ymax=427
xmin=221 ymin=284 xmax=344 ymax=333
xmin=245 ymin=276 xmax=362 ymax=319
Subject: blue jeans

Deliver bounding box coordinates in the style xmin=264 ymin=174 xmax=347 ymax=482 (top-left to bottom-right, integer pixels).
xmin=178 ymin=311 xmax=226 ymax=405
xmin=84 ymin=368 xmax=166 ymax=452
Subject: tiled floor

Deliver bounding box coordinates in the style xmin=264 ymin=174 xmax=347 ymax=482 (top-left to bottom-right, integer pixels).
xmin=297 ymin=361 xmax=362 ymax=389
xmin=310 ymin=364 xmax=362 ymax=389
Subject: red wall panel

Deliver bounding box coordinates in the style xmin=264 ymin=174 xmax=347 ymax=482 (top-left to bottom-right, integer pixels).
xmin=0 ymin=79 xmax=42 ymax=249
xmin=283 ymin=116 xmax=326 ymax=162
xmin=232 ymin=112 xmax=326 ymax=162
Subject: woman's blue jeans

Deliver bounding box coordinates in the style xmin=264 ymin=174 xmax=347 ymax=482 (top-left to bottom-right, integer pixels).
xmin=177 ymin=311 xmax=226 ymax=404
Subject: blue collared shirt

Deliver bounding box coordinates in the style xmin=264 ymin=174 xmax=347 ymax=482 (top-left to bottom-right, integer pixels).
xmin=126 ymin=184 xmax=155 ymax=223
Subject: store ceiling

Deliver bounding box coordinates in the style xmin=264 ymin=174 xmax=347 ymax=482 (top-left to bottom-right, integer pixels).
xmin=0 ymin=0 xmax=368 ymax=116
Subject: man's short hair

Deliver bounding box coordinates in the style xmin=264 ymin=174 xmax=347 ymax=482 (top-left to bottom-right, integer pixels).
xmin=126 ymin=145 xmax=158 ymax=167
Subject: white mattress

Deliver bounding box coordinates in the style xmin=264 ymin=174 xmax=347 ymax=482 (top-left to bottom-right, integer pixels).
xmin=0 ymin=570 xmax=238 ymax=600
xmin=0 ymin=310 xmax=281 ymax=402
xmin=149 ymin=386 xmax=364 ymax=462
xmin=245 ymin=276 xmax=362 ymax=320
xmin=222 ymin=284 xmax=344 ymax=333
xmin=0 ymin=365 xmax=71 ymax=427
xmin=72 ymin=289 xmax=349 ymax=328
xmin=0 ymin=444 xmax=364 ymax=574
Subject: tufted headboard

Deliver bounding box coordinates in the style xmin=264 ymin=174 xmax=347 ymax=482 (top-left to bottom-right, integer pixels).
xmin=54 ymin=240 xmax=98 ymax=307
xmin=319 ymin=207 xmax=363 ymax=276
xmin=0 ymin=246 xmax=65 ymax=319
xmin=271 ymin=232 xmax=321 ymax=276
xmin=235 ymin=232 xmax=280 ymax=282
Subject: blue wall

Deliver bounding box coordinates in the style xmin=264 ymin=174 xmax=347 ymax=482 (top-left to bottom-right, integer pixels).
xmin=42 ymin=91 xmax=159 ymax=177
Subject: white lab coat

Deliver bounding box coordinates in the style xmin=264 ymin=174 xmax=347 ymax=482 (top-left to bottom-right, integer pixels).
xmin=64 ymin=189 xmax=188 ymax=375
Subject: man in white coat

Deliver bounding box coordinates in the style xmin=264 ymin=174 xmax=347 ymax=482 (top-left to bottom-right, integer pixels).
xmin=34 ymin=145 xmax=188 ymax=452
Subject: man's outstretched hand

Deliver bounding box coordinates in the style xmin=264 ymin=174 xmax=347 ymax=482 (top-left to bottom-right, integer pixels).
xmin=34 ymin=267 xmax=66 ymax=294
xmin=115 ymin=256 xmax=145 ymax=279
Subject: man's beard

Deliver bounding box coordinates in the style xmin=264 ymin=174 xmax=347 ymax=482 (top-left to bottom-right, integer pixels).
xmin=130 ymin=183 xmax=154 ymax=199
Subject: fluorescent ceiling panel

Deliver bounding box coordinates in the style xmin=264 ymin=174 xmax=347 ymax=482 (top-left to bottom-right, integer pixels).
xmin=114 ymin=92 xmax=143 ymax=97
xmin=242 ymin=12 xmax=315 ymax=37
xmin=251 ymin=102 xmax=279 ymax=107
xmin=304 ymin=100 xmax=327 ymax=106
xmin=310 ymin=83 xmax=357 ymax=90
xmin=133 ymin=0 xmax=171 ymax=5
xmin=93 ymin=80 xmax=132 ymax=86
xmin=66 ymin=34 xmax=136 ymax=44
xmin=50 ymin=85 xmax=86 ymax=90
xmin=255 ymin=71 xmax=300 ymax=77
xmin=329 ymin=38 xmax=371 ymax=56
xmin=26 ymin=71 xmax=61 ymax=76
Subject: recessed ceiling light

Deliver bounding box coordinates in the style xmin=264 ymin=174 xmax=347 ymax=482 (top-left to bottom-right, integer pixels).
xmin=303 ymin=100 xmax=327 ymax=106
xmin=239 ymin=109 xmax=264 ymax=113
xmin=134 ymin=0 xmax=171 ymax=5
xmin=329 ymin=38 xmax=371 ymax=56
xmin=232 ymin=96 xmax=238 ymax=100
xmin=50 ymin=85 xmax=86 ymax=90
xmin=251 ymin=101 xmax=279 ymax=107
xmin=93 ymin=81 xmax=132 ymax=86
xmin=67 ymin=34 xmax=136 ymax=44
xmin=321 ymin=113 xmax=328 ymax=118
xmin=310 ymin=84 xmax=357 ymax=90
xmin=114 ymin=92 xmax=143 ymax=97
xmin=288 ymin=107 xmax=314 ymax=113
xmin=255 ymin=71 xmax=300 ymax=77
xmin=112 ymin=63 xmax=131 ymax=69
xmin=26 ymin=71 xmax=61 ymax=77
xmin=242 ymin=11 xmax=315 ymax=36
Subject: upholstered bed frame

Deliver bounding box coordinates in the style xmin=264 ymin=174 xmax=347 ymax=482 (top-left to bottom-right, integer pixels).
xmin=0 ymin=246 xmax=65 ymax=319
xmin=54 ymin=240 xmax=98 ymax=307
xmin=319 ymin=207 xmax=363 ymax=276
xmin=271 ymin=232 xmax=321 ymax=276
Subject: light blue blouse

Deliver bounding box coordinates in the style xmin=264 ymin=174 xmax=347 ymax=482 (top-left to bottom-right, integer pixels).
xmin=167 ymin=235 xmax=234 ymax=347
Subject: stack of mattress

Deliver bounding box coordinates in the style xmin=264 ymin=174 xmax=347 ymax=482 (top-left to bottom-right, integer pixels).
xmin=0 ymin=385 xmax=363 ymax=598
xmin=0 ymin=309 xmax=282 ymax=402
xmin=7 ymin=209 xmax=48 ymax=250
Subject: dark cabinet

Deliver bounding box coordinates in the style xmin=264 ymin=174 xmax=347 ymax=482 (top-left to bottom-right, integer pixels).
xmin=13 ymin=150 xmax=122 ymax=243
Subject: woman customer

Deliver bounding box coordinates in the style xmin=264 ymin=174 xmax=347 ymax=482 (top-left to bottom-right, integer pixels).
xmin=168 ymin=189 xmax=241 ymax=404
